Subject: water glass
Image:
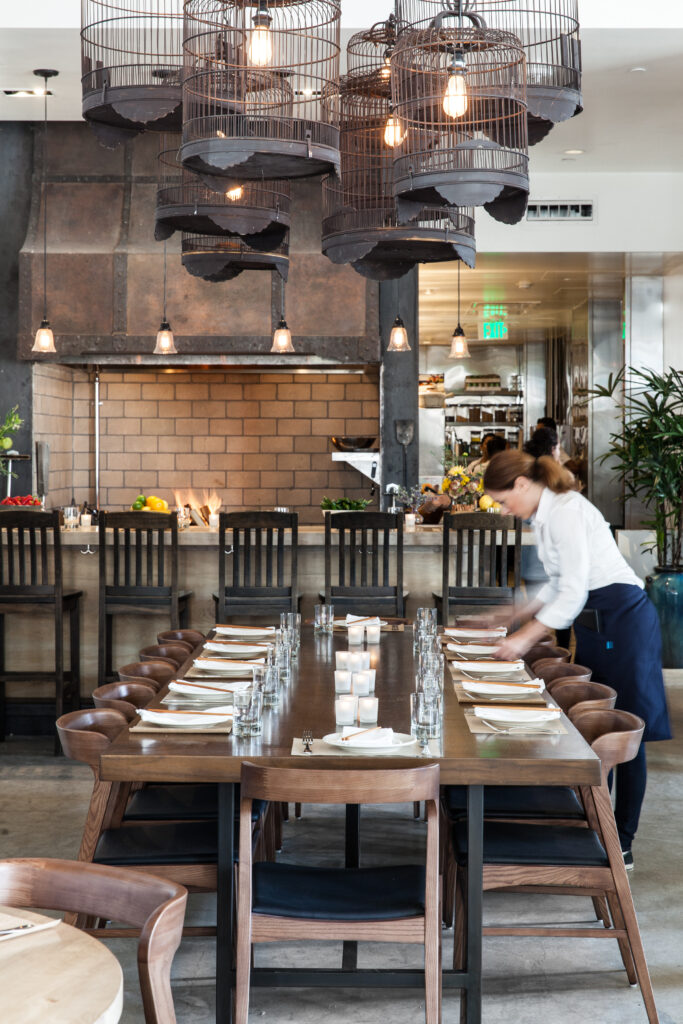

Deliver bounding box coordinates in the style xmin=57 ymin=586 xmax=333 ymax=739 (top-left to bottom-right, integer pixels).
xmin=413 ymin=691 xmax=440 ymax=741
xmin=63 ymin=506 xmax=79 ymax=530
xmin=262 ymin=664 xmax=280 ymax=707
xmin=277 ymin=643 xmax=292 ymax=686
xmin=242 ymin=689 xmax=263 ymax=737
xmin=286 ymin=612 xmax=301 ymax=653
xmin=232 ymin=690 xmax=252 ymax=737
xmin=251 ymin=664 xmax=265 ymax=691
xmin=314 ymin=604 xmax=335 ymax=635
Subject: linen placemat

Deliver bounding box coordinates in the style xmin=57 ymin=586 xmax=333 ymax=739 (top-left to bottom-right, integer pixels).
xmin=130 ymin=719 xmax=233 ymax=735
xmin=463 ymin=710 xmax=566 ymax=736
xmin=452 ymin=681 xmax=547 ymax=706
xmin=290 ymin=736 xmax=439 ymax=756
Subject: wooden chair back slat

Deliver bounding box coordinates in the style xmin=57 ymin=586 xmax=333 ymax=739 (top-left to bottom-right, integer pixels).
xmin=218 ymin=512 xmax=298 ymax=619
xmin=99 ymin=513 xmax=178 ymax=599
xmin=0 ymin=511 xmax=62 ymax=601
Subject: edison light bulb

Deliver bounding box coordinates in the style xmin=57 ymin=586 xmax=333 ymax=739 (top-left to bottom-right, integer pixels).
xmin=226 ymin=185 xmax=244 ymax=201
xmin=271 ymin=317 xmax=294 ymax=353
xmin=154 ymin=321 xmax=177 ymax=355
xmin=381 ymin=56 xmax=391 ymax=80
xmin=443 ymin=53 xmax=468 ymax=119
xmin=248 ymin=2 xmax=273 ymax=67
xmin=383 ymin=113 xmax=405 ymax=148
xmin=32 ymin=319 xmax=56 ymax=353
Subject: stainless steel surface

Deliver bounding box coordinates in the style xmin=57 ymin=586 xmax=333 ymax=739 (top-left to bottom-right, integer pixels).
xmin=523 ymin=341 xmax=546 ymax=441
xmin=588 ymin=298 xmax=624 ymax=524
xmin=418 ymin=406 xmax=445 ymax=479
xmin=94 ymin=370 xmax=100 ymax=510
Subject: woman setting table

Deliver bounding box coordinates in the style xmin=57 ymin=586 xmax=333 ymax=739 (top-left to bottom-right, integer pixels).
xmin=481 ymin=450 xmax=672 ymax=868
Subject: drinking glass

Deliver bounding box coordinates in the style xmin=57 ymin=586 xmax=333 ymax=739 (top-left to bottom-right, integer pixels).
xmin=63 ymin=506 xmax=79 ymax=530
xmin=242 ymin=689 xmax=263 ymax=737
xmin=415 ymin=692 xmax=440 ymax=741
xmin=324 ymin=604 xmax=335 ymax=634
xmin=251 ymin=665 xmax=265 ymax=691
xmin=232 ymin=691 xmax=252 ymax=738
xmin=277 ymin=643 xmax=292 ymax=686
xmin=262 ymin=664 xmax=280 ymax=708
xmin=286 ymin=612 xmax=301 ymax=652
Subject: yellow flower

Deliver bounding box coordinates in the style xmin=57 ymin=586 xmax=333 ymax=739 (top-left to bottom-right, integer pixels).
xmin=441 ymin=477 xmax=451 ymax=493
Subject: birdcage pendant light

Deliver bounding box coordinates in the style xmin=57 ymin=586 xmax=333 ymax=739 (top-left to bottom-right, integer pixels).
xmin=390 ymin=9 xmax=529 ymax=226
xmin=81 ymin=0 xmax=183 ymax=147
xmin=181 ymin=232 xmax=289 ymax=281
xmin=181 ymin=0 xmax=341 ymax=184
xmin=321 ymin=17 xmax=477 ymax=280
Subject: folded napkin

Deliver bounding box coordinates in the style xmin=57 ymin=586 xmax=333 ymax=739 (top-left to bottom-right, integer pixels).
xmin=446 ymin=642 xmax=499 ymax=655
xmin=345 ymin=614 xmax=381 ymax=626
xmin=473 ymin=705 xmax=560 ymax=722
xmin=169 ymin=678 xmax=251 ymax=694
xmin=340 ymin=726 xmax=394 ymax=747
xmin=456 ymin=659 xmax=525 ymax=673
xmin=445 ymin=627 xmax=507 ymax=639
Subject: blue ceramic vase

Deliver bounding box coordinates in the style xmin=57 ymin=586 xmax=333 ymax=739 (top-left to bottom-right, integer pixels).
xmin=646 ymin=568 xmax=683 ymax=668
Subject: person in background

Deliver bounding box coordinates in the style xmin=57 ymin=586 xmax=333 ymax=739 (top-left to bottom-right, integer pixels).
xmin=468 ymin=434 xmax=507 ymax=473
xmin=536 ymin=416 xmax=571 ymax=465
xmin=482 ymin=450 xmax=672 ymax=869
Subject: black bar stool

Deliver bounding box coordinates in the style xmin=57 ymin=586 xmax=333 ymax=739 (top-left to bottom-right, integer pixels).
xmin=0 ymin=509 xmax=81 ymax=750
xmin=323 ymin=510 xmax=406 ymax=616
xmin=214 ymin=511 xmax=300 ymax=621
xmin=98 ymin=511 xmax=192 ymax=683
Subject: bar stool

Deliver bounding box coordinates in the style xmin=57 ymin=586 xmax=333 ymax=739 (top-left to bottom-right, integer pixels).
xmin=542 ymin=664 xmax=593 ymax=692
xmin=553 ymin=681 xmax=617 ymax=719
xmin=0 ymin=510 xmax=81 ymax=749
xmin=157 ymin=629 xmax=206 ymax=647
xmin=92 ymin=681 xmax=157 ymax=721
xmin=524 ymin=644 xmax=571 ymax=669
xmin=117 ymin=661 xmax=176 ymax=690
xmin=324 ymin=510 xmax=407 ymax=616
xmin=214 ymin=511 xmax=300 ymax=620
xmin=139 ymin=643 xmax=191 ymax=667
xmin=98 ymin=511 xmax=192 ymax=683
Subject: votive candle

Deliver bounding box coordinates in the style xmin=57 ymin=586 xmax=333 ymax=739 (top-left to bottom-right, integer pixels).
xmin=80 ymin=513 xmax=92 ymax=528
xmin=334 ymin=670 xmax=352 ymax=693
xmin=365 ymin=624 xmax=381 ymax=644
xmin=347 ymin=624 xmax=364 ymax=645
xmin=358 ymin=697 xmax=379 ymax=724
xmin=335 ymin=650 xmax=351 ymax=670
xmin=208 ymin=512 xmax=219 ymax=528
xmin=352 ymin=671 xmax=370 ymax=695
xmin=335 ymin=698 xmax=356 ymax=726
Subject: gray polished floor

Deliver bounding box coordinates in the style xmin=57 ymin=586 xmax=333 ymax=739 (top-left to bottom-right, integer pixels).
xmin=0 ymin=683 xmax=681 ymax=1024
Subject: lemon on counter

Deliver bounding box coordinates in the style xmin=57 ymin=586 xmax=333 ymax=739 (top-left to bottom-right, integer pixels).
xmin=479 ymin=493 xmax=494 ymax=511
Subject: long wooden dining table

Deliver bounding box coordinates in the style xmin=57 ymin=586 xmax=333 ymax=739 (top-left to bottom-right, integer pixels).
xmin=99 ymin=625 xmax=601 ymax=1024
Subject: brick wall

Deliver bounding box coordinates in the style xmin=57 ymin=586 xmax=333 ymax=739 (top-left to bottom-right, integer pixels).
xmin=33 ymin=367 xmax=380 ymax=523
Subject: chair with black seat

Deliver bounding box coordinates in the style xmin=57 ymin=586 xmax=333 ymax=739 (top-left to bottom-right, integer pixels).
xmin=98 ymin=511 xmax=192 ymax=683
xmin=235 ymin=761 xmax=440 ymax=1024
xmin=214 ymin=511 xmax=299 ymax=621
xmin=0 ymin=510 xmax=81 ymax=748
xmin=450 ymin=710 xmax=659 ymax=1023
xmin=0 ymin=857 xmax=187 ymax=1024
xmin=323 ymin=510 xmax=406 ymax=616
xmin=433 ymin=511 xmax=521 ymax=626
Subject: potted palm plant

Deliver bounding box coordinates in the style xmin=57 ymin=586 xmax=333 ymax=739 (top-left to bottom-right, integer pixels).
xmin=589 ymin=366 xmax=683 ymax=666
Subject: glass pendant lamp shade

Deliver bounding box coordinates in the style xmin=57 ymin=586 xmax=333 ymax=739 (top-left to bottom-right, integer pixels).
xmin=449 ymin=325 xmax=469 ymax=358
xmin=32 ymin=319 xmax=56 ymax=354
xmin=387 ymin=314 xmax=411 ymax=351
xmin=271 ymin=317 xmax=295 ymax=353
xmin=154 ymin=320 xmax=177 ymax=354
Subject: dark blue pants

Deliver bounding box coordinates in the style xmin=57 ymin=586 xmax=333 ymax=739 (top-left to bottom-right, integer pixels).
xmin=613 ymin=746 xmax=647 ymax=851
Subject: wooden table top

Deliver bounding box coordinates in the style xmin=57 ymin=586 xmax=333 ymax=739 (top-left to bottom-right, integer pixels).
xmin=101 ymin=627 xmax=600 ymax=787
xmin=0 ymin=906 xmax=123 ymax=1024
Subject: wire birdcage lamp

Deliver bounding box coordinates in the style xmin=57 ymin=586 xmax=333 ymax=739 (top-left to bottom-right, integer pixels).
xmin=395 ymin=0 xmax=582 ymax=145
xmin=181 ymin=0 xmax=341 ymax=184
xmin=81 ymin=0 xmax=183 ymax=147
xmin=321 ymin=18 xmax=476 ymax=279
xmin=181 ymin=232 xmax=289 ymax=281
xmin=156 ymin=135 xmax=290 ymax=249
xmin=390 ymin=12 xmax=529 ymax=225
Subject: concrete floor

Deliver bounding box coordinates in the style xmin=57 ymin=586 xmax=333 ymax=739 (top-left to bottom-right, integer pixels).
xmin=1 ymin=682 xmax=681 ymax=1024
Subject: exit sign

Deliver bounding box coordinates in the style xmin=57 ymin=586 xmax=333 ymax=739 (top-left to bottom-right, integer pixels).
xmin=482 ymin=321 xmax=508 ymax=340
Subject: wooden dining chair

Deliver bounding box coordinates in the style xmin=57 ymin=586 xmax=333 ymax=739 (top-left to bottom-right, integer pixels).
xmin=433 ymin=512 xmax=521 ymax=626
xmin=524 ymin=644 xmax=571 ymax=669
xmin=118 ymin=660 xmax=176 ymax=690
xmin=235 ymin=762 xmax=441 ymax=1024
xmin=98 ymin=511 xmax=192 ymax=683
xmin=450 ymin=710 xmax=659 ymax=1023
xmin=323 ymin=510 xmax=406 ymax=616
xmin=215 ymin=510 xmax=299 ymax=621
xmin=92 ymin=681 xmax=157 ymax=721
xmin=157 ymin=628 xmax=206 ymax=647
xmin=139 ymin=643 xmax=192 ymax=667
xmin=541 ymin=663 xmax=593 ymax=690
xmin=552 ymin=681 xmax=617 ymax=719
xmin=0 ymin=857 xmax=187 ymax=1024
xmin=0 ymin=509 xmax=82 ymax=749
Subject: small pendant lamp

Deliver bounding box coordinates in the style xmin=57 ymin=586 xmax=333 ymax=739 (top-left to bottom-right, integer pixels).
xmin=271 ymin=278 xmax=294 ymax=353
xmin=449 ymin=262 xmax=470 ymax=358
xmin=32 ymin=69 xmax=59 ymax=354
xmin=154 ymin=239 xmax=177 ymax=354
xmin=387 ymin=314 xmax=411 ymax=352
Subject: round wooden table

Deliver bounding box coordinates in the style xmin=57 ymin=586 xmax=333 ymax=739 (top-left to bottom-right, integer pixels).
xmin=0 ymin=906 xmax=123 ymax=1024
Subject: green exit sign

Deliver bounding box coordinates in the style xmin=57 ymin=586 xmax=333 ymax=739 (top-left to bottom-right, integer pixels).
xmin=482 ymin=321 xmax=508 ymax=340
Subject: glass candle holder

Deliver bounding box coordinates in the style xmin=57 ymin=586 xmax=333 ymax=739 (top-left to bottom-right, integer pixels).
xmin=335 ymin=650 xmax=351 ymax=670
xmin=335 ymin=695 xmax=357 ymax=726
xmin=365 ymin=624 xmax=381 ymax=644
xmin=358 ymin=696 xmax=378 ymax=724
xmin=334 ymin=670 xmax=352 ymax=693
xmin=351 ymin=671 xmax=370 ymax=696
xmin=208 ymin=512 xmax=219 ymax=528
xmin=347 ymin=624 xmax=364 ymax=645
xmin=80 ymin=512 xmax=92 ymax=528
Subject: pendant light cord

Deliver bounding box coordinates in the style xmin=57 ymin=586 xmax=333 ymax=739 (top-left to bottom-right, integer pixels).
xmin=42 ymin=76 xmax=48 ymax=322
xmin=281 ymin=277 xmax=285 ymax=321
xmin=162 ymin=239 xmax=168 ymax=321
xmin=457 ymin=260 xmax=461 ymax=326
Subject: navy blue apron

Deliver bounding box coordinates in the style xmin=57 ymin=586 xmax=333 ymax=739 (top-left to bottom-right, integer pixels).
xmin=574 ymin=583 xmax=671 ymax=743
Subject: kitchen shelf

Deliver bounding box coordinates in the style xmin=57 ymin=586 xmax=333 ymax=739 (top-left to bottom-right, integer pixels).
xmin=445 ymin=390 xmax=522 ymax=400
xmin=446 ymin=421 xmax=521 ymax=428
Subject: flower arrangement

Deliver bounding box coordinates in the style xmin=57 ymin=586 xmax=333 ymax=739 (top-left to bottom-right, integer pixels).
xmin=440 ymin=465 xmax=485 ymax=509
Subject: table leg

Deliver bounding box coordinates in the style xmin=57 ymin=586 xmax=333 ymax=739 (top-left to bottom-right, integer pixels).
xmin=217 ymin=782 xmax=235 ymax=1024
xmin=342 ymin=804 xmax=360 ymax=971
xmin=465 ymin=785 xmax=483 ymax=1024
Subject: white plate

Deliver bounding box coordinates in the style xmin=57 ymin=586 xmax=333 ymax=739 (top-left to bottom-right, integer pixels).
xmin=139 ymin=705 xmax=234 ymax=728
xmin=455 ymin=660 xmax=525 ymax=675
xmin=334 ymin=619 xmax=388 ymax=628
xmin=322 ymin=731 xmax=417 ymax=752
xmin=447 ymin=643 xmax=499 ymax=655
xmin=444 ymin=627 xmax=507 ymax=639
xmin=214 ymin=625 xmax=276 ymax=639
xmin=473 ymin=706 xmax=560 ymax=725
xmin=203 ymin=641 xmax=270 ymax=657
xmin=169 ymin=679 xmax=251 ymax=696
xmin=193 ymin=657 xmax=265 ymax=674
xmin=461 ymin=680 xmax=545 ymax=701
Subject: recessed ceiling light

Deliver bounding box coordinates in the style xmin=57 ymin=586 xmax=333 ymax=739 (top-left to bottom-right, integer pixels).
xmin=561 ymin=157 xmax=576 ymax=162
xmin=629 ymin=66 xmax=647 ymax=73
xmin=563 ymin=149 xmax=584 ymax=155
xmin=516 ymin=280 xmax=533 ymax=290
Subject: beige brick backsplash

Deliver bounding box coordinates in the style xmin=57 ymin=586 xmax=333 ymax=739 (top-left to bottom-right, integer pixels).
xmin=33 ymin=368 xmax=379 ymax=517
